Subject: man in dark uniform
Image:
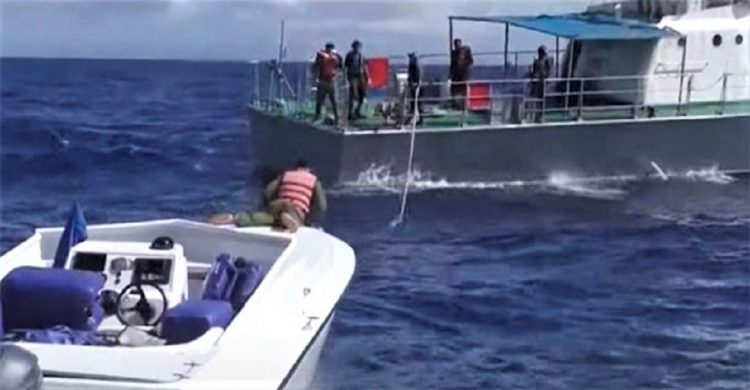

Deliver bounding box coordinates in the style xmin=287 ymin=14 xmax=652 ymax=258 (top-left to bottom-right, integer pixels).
xmin=529 ymin=45 xmax=553 ymax=122
xmin=450 ymin=38 xmax=474 ymax=110
xmin=407 ymin=52 xmax=423 ymax=125
xmin=344 ymin=40 xmax=369 ymax=120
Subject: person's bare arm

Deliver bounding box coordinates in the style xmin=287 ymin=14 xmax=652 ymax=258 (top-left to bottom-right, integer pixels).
xmin=263 ymin=178 xmax=280 ymax=206
xmin=310 ymin=180 xmax=328 ymax=224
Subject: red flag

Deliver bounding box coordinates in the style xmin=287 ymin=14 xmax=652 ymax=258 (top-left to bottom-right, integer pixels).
xmin=366 ymin=57 xmax=389 ymax=89
xmin=467 ymin=82 xmax=491 ymax=110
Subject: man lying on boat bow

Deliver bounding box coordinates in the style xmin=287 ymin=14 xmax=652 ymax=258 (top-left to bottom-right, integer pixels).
xmin=209 ymin=160 xmax=327 ymax=232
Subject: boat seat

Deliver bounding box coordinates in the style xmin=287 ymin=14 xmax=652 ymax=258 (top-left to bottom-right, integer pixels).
xmin=229 ymin=258 xmax=263 ymax=310
xmin=201 ymin=253 xmax=237 ymax=301
xmin=160 ymin=300 xmax=233 ymax=345
xmin=1 ymin=267 xmax=104 ymax=333
xmin=202 ymin=254 xmax=263 ymax=311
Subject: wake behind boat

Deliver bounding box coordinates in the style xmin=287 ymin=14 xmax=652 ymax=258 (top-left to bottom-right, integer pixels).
xmin=248 ymin=0 xmax=750 ymax=185
xmin=0 ymin=215 xmax=355 ymax=389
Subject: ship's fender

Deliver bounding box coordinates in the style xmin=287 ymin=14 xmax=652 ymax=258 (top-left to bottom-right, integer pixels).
xmin=0 ymin=344 xmax=43 ymax=390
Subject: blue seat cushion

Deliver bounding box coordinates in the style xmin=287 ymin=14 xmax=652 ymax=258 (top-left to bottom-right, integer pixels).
xmin=6 ymin=325 xmax=110 ymax=346
xmin=1 ymin=267 xmax=104 ymax=332
xmin=229 ymin=260 xmax=263 ymax=310
xmin=201 ymin=253 xmax=238 ymax=301
xmin=161 ymin=300 xmax=233 ymax=345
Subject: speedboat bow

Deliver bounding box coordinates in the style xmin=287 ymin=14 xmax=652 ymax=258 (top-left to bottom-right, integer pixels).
xmin=0 ymin=218 xmax=355 ymax=389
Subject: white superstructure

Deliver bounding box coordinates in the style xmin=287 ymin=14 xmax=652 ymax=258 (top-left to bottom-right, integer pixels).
xmin=574 ymin=0 xmax=749 ymax=105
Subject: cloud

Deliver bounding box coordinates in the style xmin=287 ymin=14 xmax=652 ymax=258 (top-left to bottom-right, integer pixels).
xmin=0 ymin=0 xmax=592 ymax=60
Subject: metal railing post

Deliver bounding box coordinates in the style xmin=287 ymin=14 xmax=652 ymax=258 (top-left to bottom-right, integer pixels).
xmin=685 ymin=75 xmax=694 ymax=115
xmin=577 ymin=78 xmax=584 ymax=121
xmin=266 ymin=63 xmax=273 ymax=109
xmin=462 ymin=81 xmax=468 ymax=127
xmin=719 ymin=73 xmax=728 ymax=115
xmin=541 ymin=80 xmax=546 ymax=123
xmin=340 ymin=76 xmax=348 ymax=129
xmin=632 ymin=76 xmax=639 ymax=119
xmin=252 ymin=61 xmax=260 ymax=106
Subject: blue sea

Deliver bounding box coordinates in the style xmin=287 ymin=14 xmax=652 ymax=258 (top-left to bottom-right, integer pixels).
xmin=1 ymin=58 xmax=749 ymax=389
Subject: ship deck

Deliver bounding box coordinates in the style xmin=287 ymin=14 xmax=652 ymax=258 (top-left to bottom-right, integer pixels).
xmin=259 ymin=99 xmax=750 ymax=132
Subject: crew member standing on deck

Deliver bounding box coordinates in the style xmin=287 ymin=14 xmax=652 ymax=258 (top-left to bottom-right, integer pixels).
xmin=345 ymin=40 xmax=369 ymax=121
xmin=313 ymin=43 xmax=342 ymax=126
xmin=450 ymin=38 xmax=474 ymax=110
xmin=407 ymin=52 xmax=424 ymax=125
xmin=529 ymin=45 xmax=553 ymax=122
xmin=208 ymin=160 xmax=327 ymax=233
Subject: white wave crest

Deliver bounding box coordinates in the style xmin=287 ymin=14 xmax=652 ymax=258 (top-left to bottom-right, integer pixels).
xmin=681 ymin=165 xmax=735 ymax=184
xmin=334 ymin=163 xmax=740 ymax=197
xmin=334 ymin=164 xmax=634 ymax=198
xmin=543 ymin=172 xmax=630 ymax=200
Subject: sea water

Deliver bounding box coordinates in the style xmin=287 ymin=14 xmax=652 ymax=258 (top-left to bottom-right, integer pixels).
xmin=1 ymin=58 xmax=748 ymax=389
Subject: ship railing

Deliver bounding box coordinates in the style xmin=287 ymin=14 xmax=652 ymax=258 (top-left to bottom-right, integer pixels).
xmin=378 ymin=72 xmax=750 ymax=129
xmin=250 ymin=61 xmax=749 ymax=129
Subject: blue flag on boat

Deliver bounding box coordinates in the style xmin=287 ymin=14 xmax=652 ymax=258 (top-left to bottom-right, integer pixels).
xmin=52 ymin=203 xmax=87 ymax=268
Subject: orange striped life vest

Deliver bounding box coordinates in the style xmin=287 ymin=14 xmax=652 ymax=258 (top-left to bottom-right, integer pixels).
xmin=316 ymin=51 xmax=340 ymax=82
xmin=278 ymin=169 xmax=317 ymax=216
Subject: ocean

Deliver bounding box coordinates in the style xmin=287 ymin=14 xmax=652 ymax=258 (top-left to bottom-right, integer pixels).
xmin=1 ymin=58 xmax=749 ymax=389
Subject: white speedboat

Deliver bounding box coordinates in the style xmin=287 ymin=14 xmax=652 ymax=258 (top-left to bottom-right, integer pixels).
xmin=0 ymin=217 xmax=355 ymax=389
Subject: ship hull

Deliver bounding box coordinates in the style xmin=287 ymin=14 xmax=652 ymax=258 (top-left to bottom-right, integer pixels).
xmin=248 ymin=107 xmax=750 ymax=184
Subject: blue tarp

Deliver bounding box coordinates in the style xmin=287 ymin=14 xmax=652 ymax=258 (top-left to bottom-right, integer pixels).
xmin=451 ymin=13 xmax=680 ymax=41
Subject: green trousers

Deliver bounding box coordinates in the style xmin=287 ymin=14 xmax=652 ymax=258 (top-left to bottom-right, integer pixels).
xmin=233 ymin=200 xmax=305 ymax=228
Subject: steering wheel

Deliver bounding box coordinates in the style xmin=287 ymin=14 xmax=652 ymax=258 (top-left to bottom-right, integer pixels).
xmin=115 ymin=282 xmax=168 ymax=327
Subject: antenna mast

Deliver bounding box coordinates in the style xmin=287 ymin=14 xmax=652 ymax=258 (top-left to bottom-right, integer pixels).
xmin=271 ymin=20 xmax=296 ymax=100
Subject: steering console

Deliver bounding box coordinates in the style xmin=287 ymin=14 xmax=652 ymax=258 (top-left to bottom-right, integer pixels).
xmin=115 ymin=282 xmax=168 ymax=327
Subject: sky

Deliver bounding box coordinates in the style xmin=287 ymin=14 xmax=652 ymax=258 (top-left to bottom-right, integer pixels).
xmin=0 ymin=0 xmax=594 ymax=61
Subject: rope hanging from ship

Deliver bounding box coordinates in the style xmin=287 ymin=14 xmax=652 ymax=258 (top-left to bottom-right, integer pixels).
xmin=392 ymin=84 xmax=421 ymax=228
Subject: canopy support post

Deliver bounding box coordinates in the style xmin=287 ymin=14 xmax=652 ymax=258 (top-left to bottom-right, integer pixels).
xmin=677 ymin=36 xmax=687 ymax=115
xmin=449 ymin=17 xmax=454 ymax=54
xmin=565 ymin=39 xmax=575 ymax=114
xmin=504 ymin=23 xmax=509 ymax=77
xmin=555 ymin=36 xmax=560 ymax=78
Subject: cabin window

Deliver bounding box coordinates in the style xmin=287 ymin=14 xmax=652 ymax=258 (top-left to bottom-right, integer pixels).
xmin=736 ymin=35 xmax=744 ymax=45
xmin=712 ymin=34 xmax=722 ymax=47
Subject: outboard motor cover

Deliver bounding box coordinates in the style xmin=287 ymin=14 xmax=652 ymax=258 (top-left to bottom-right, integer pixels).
xmin=0 ymin=345 xmax=42 ymax=390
